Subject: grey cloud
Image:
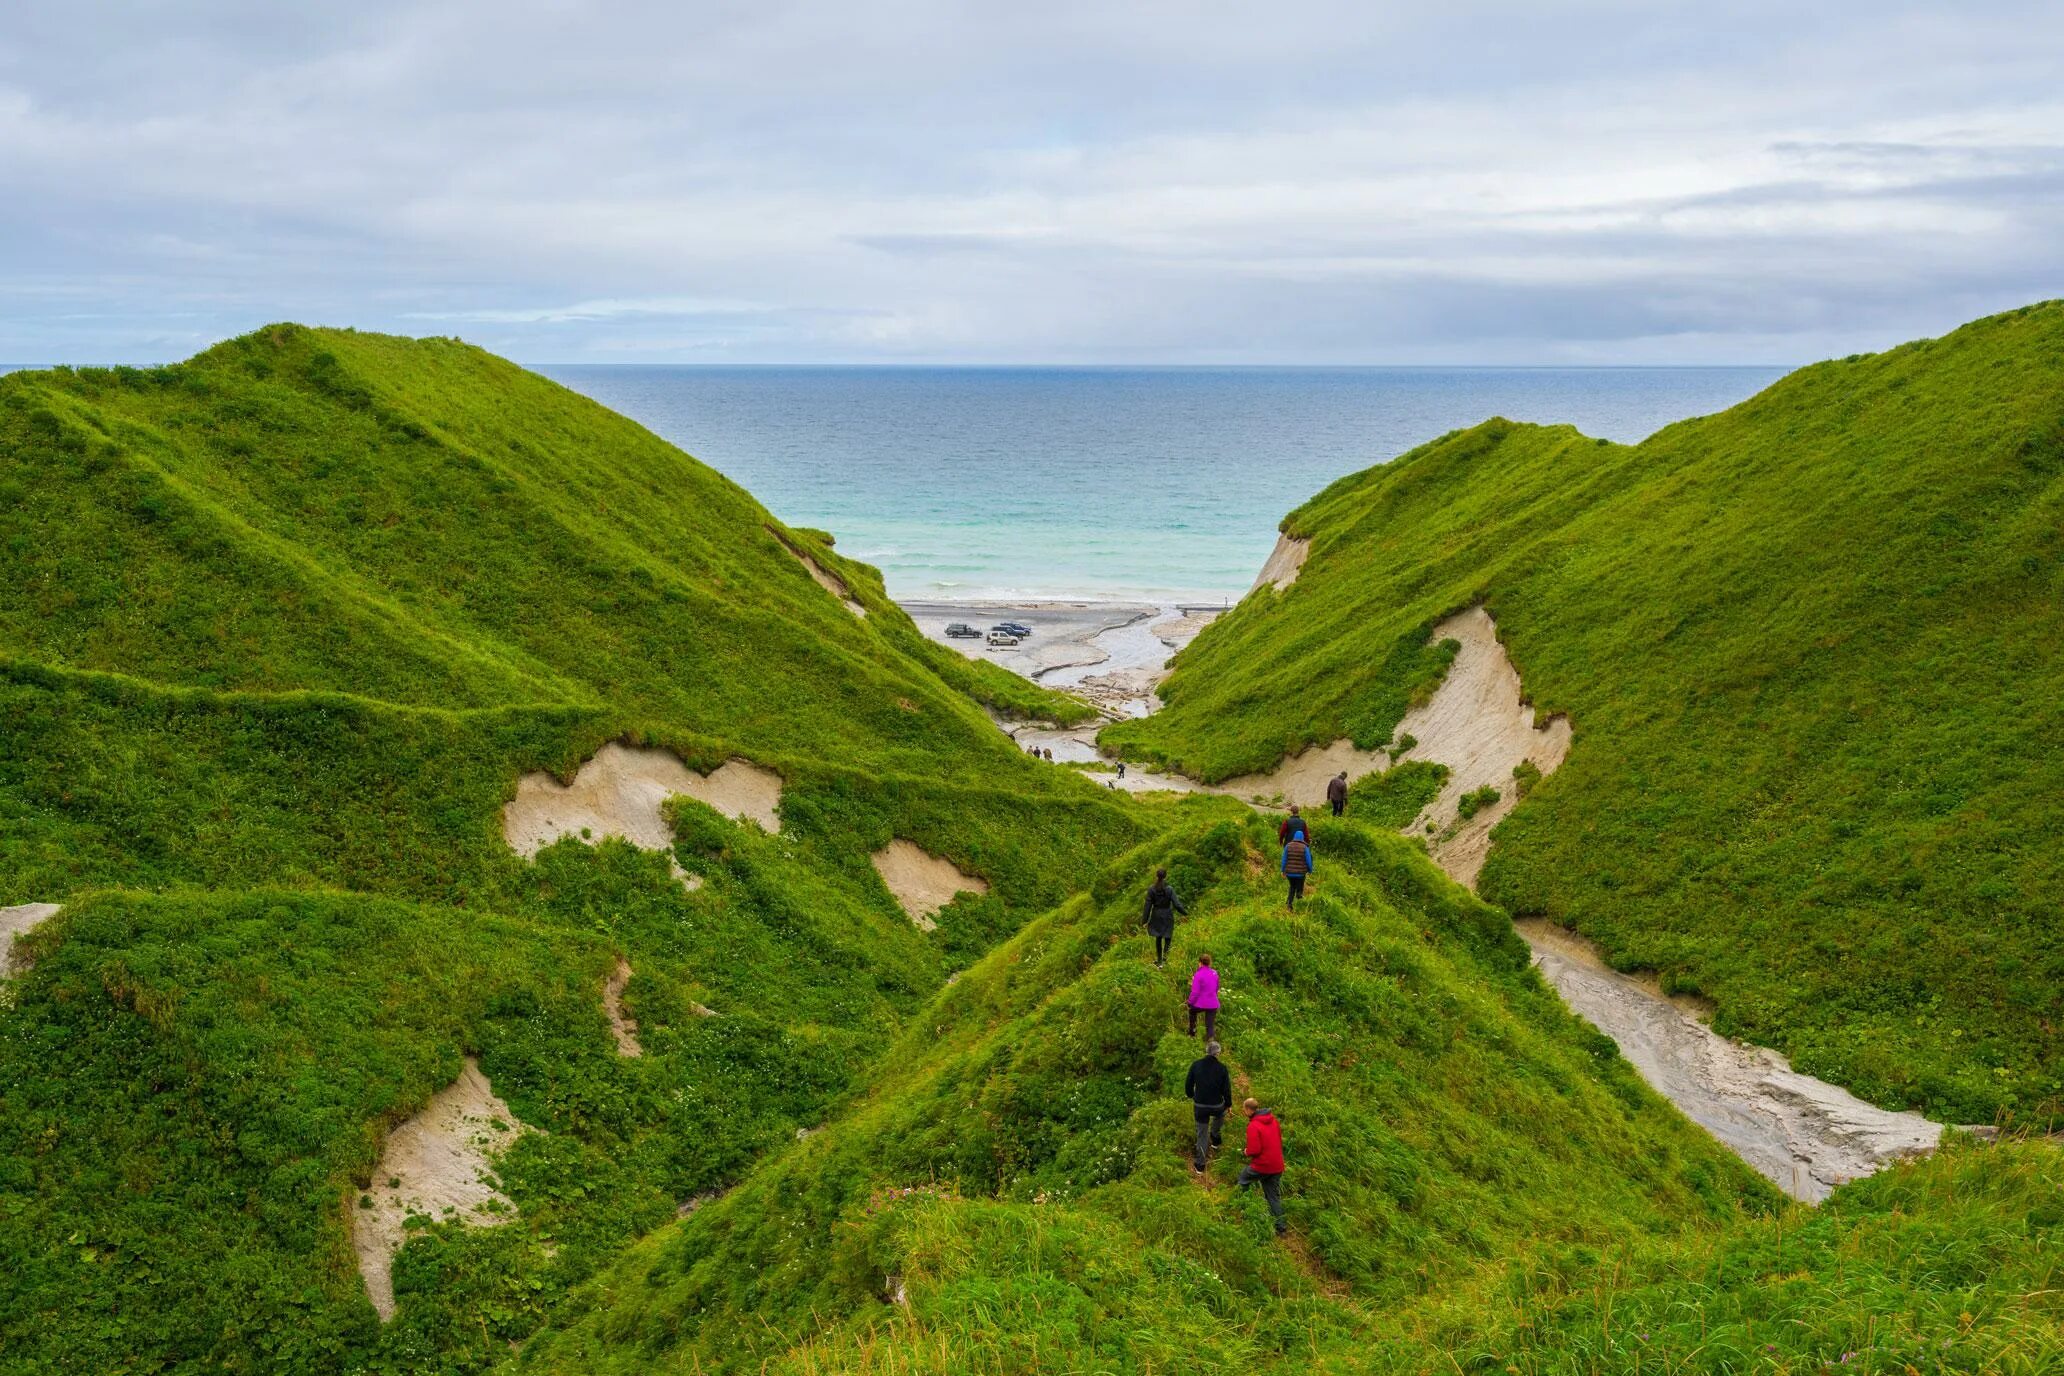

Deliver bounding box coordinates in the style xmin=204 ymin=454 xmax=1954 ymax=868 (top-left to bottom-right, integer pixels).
xmin=2 ymin=0 xmax=2061 ymax=363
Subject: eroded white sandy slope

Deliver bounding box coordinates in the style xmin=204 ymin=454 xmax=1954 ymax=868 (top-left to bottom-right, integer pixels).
xmin=870 ymin=840 xmax=989 ymax=931
xmin=353 ymin=1059 xmax=530 ymax=1320
xmin=1 ymin=903 xmax=62 ymax=975
xmin=503 ymin=742 xmax=783 ymax=885
xmin=1250 ymin=534 xmax=1310 ymax=592
xmin=1392 ymin=606 xmax=1572 ymax=888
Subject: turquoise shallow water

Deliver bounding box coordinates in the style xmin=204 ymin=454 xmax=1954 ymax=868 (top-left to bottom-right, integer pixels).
xmin=547 ymin=366 xmax=1779 ymax=599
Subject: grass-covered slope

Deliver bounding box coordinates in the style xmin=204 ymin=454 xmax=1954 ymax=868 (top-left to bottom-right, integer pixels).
xmin=1106 ymin=301 xmax=2064 ymax=1125
xmin=522 ymin=811 xmax=1779 ymax=1373
xmin=0 ymin=326 xmax=1154 ymax=1371
xmin=0 ymin=324 xmax=1082 ymax=742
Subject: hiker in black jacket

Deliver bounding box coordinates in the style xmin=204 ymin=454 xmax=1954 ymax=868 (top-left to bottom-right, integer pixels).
xmin=1141 ymin=867 xmax=1186 ymax=967
xmin=1184 ymin=1040 xmax=1232 ymax=1171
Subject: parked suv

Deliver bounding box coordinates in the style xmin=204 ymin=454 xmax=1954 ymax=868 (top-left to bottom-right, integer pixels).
xmin=944 ymin=622 xmax=981 ymax=638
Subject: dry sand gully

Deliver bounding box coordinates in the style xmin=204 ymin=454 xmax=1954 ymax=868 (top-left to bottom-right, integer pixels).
xmin=1386 ymin=610 xmax=1947 ymax=1200
xmin=1516 ymin=921 xmax=1941 ymax=1201
xmin=1390 ymin=607 xmax=1572 ymax=886
xmin=1205 ymin=607 xmax=1568 ymax=831
xmin=353 ymin=1059 xmax=530 ymax=1320
xmin=869 ymin=839 xmax=990 ymax=931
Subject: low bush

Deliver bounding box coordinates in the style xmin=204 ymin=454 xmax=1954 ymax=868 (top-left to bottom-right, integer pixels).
xmin=1457 ymin=784 xmax=1501 ymax=820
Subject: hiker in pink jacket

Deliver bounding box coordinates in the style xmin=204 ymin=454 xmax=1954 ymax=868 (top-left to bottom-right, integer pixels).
xmin=1187 ymin=955 xmax=1220 ymax=1040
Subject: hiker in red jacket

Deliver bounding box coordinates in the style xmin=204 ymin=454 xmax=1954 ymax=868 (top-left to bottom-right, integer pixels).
xmin=1276 ymin=806 xmax=1308 ymax=844
xmin=1237 ymin=1097 xmax=1287 ymax=1236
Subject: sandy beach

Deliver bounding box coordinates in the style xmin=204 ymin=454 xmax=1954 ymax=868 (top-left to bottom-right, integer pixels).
xmin=900 ymin=598 xmax=1227 ymax=790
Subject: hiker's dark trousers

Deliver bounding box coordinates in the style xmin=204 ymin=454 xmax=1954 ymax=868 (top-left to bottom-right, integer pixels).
xmin=1286 ymin=874 xmax=1306 ymax=906
xmin=1238 ymin=1166 xmax=1286 ymax=1233
xmin=1330 ymin=799 xmax=1344 ymax=817
xmin=1193 ymin=1106 xmax=1225 ymax=1169
xmin=1153 ymin=932 xmax=1172 ymax=964
xmin=1187 ymin=1004 xmax=1217 ymax=1039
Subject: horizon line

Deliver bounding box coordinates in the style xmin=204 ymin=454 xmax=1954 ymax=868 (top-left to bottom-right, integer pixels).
xmin=2 ymin=357 xmax=1802 ymax=373
xmin=525 ymin=359 xmax=1801 ymax=371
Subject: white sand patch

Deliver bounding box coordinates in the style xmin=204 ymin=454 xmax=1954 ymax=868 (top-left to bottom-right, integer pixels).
xmin=353 ymin=1058 xmax=530 ymax=1321
xmin=603 ymin=957 xmax=642 ymax=1057
xmin=1215 ymin=738 xmax=1391 ymax=809
xmin=1251 ymin=534 xmax=1310 ymax=593
xmin=1 ymin=903 xmax=61 ymax=976
xmin=1391 ymin=606 xmax=1572 ymax=888
xmin=1516 ymin=919 xmax=1943 ymax=1200
xmin=870 ymin=840 xmax=990 ymax=931
xmin=782 ymin=538 xmax=866 ymax=617
xmin=503 ymin=744 xmax=783 ymax=875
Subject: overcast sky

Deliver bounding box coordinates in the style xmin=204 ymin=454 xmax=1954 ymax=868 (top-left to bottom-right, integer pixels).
xmin=4 ymin=2 xmax=2061 ymax=364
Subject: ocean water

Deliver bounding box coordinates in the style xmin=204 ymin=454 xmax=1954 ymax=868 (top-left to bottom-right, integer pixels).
xmin=540 ymin=366 xmax=1787 ymax=601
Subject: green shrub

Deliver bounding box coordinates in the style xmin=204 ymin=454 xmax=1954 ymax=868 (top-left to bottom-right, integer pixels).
xmin=1456 ymin=785 xmax=1500 ymax=820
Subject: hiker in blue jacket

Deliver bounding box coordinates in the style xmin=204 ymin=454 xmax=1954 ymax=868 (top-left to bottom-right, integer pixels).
xmin=1281 ymin=833 xmax=1314 ymax=909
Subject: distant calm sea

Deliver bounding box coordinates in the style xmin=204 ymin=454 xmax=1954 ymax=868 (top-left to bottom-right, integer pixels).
xmin=1 ymin=359 xmax=1789 ymax=602
xmin=539 ymin=366 xmax=1787 ymax=602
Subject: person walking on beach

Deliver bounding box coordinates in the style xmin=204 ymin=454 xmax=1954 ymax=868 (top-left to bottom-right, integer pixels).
xmin=1281 ymin=833 xmax=1314 ymax=909
xmin=1185 ymin=1041 xmax=1232 ymax=1171
xmin=1237 ymin=1098 xmax=1288 ymax=1236
xmin=1277 ymin=806 xmax=1308 ymax=845
xmin=1141 ymin=867 xmax=1186 ymax=967
xmin=1327 ymin=770 xmax=1348 ymax=817
xmin=1187 ymin=955 xmax=1220 ymax=1039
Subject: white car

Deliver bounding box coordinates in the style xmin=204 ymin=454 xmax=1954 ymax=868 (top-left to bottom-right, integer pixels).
xmin=986 ymin=630 xmax=1023 ymax=648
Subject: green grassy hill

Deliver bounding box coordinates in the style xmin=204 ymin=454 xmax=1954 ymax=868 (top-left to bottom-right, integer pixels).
xmin=0 ymin=327 xmax=1157 ymax=1371
xmin=521 ymin=813 xmax=2062 ymax=1375
xmin=521 ymin=812 xmax=1776 ymax=1373
xmin=4 ymin=319 xmax=2059 ymax=1375
xmin=1106 ymin=301 xmax=2064 ymax=1127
